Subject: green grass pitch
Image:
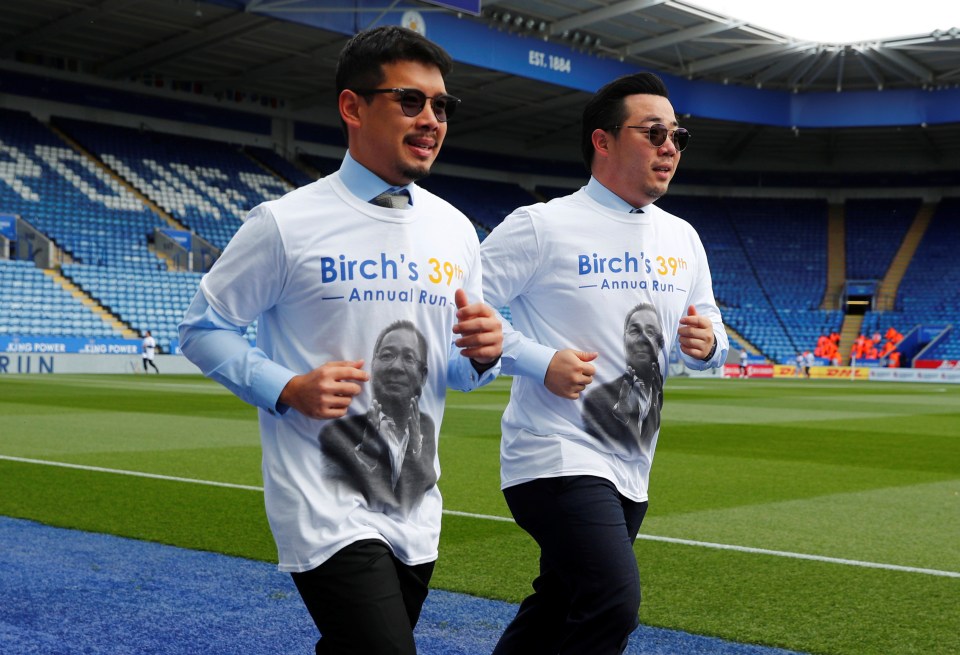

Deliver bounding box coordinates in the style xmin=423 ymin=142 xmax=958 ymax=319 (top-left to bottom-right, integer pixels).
xmin=0 ymin=373 xmax=958 ymax=655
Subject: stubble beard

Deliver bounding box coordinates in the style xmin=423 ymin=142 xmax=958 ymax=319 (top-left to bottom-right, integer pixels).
xmin=399 ymin=163 xmax=432 ymax=182
xmin=644 ymin=182 xmax=669 ymax=201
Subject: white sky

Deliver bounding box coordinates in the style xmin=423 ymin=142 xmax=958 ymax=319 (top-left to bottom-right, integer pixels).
xmin=686 ymin=0 xmax=960 ymax=43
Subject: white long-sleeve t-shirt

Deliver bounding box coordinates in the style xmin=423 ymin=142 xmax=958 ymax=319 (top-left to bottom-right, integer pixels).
xmin=179 ymin=156 xmax=498 ymax=572
xmin=481 ymin=179 xmax=727 ymax=503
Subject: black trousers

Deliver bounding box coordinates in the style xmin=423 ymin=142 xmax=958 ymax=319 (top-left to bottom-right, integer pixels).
xmin=493 ymin=475 xmax=648 ymax=655
xmin=291 ymin=539 xmax=435 ymax=655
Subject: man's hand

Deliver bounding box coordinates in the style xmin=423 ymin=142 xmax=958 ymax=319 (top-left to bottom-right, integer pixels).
xmin=452 ymin=288 xmax=503 ymax=365
xmin=678 ymin=305 xmax=715 ymax=360
xmin=544 ymin=349 xmax=598 ymax=399
xmin=407 ymin=398 xmax=423 ymax=455
xmin=366 ymin=399 xmax=382 ymax=425
xmin=612 ymin=365 xmax=639 ymax=423
xmin=278 ymin=360 xmax=369 ymax=419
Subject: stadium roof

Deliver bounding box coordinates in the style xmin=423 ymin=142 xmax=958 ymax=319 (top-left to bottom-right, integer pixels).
xmin=686 ymin=0 xmax=954 ymax=44
xmin=1 ymin=0 xmax=959 ymax=173
xmin=485 ymin=0 xmax=960 ymax=93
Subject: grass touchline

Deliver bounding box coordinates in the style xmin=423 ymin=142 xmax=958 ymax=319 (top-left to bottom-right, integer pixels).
xmin=3 ymin=453 xmax=956 ymax=580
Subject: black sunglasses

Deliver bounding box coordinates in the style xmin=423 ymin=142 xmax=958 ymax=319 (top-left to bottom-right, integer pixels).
xmin=608 ymin=123 xmax=691 ymax=152
xmin=354 ymin=87 xmax=461 ymax=123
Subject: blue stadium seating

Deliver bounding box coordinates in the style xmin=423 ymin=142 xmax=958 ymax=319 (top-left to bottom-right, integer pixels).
xmin=298 ymin=152 xmax=344 ymax=177
xmin=871 ymin=197 xmax=960 ymax=361
xmin=245 ymin=146 xmax=316 ymax=188
xmin=417 ymin=174 xmax=537 ymax=231
xmin=54 ymin=117 xmax=294 ymax=251
xmin=656 ymin=195 xmax=838 ymax=363
xmin=60 ymin=263 xmax=256 ymax=352
xmin=0 ymin=259 xmax=123 ymax=338
xmin=845 ymin=198 xmax=920 ymax=281
xmin=0 ymin=109 xmax=278 ymax=348
xmin=1 ymin=103 xmax=956 ymax=367
xmin=0 ymin=108 xmax=168 ymax=271
xmin=535 ymin=184 xmax=580 ymax=201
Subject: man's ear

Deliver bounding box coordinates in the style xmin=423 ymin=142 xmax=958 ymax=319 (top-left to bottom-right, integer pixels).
xmin=591 ymin=128 xmax=610 ymax=159
xmin=340 ymin=89 xmax=363 ymax=130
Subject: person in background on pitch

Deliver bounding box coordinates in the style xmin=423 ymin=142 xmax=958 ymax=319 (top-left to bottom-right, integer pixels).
xmin=481 ymin=72 xmax=727 ymax=655
xmin=141 ymin=330 xmax=159 ymax=374
xmin=178 ymin=26 xmax=502 ymax=655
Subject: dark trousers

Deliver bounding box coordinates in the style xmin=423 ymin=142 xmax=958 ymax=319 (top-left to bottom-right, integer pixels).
xmin=291 ymin=539 xmax=435 ymax=655
xmin=493 ymin=476 xmax=648 ymax=655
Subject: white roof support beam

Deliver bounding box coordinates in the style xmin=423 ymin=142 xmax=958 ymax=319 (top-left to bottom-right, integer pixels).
xmin=835 ymin=48 xmax=846 ymax=92
xmin=622 ymin=19 xmax=745 ymax=56
xmin=852 ymin=47 xmax=885 ymax=89
xmin=798 ymin=49 xmax=839 ymax=88
xmin=687 ymin=41 xmax=813 ymax=75
xmin=857 ymin=49 xmax=917 ymax=83
xmin=550 ymin=0 xmax=668 ymax=35
xmin=867 ymin=45 xmax=934 ymax=82
xmin=787 ymin=48 xmax=825 ymax=88
xmin=753 ymin=50 xmax=817 ymax=85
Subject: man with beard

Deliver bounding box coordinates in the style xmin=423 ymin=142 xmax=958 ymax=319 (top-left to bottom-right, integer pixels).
xmin=179 ymin=26 xmax=502 ymax=655
xmin=320 ymin=321 xmax=437 ymax=515
xmin=481 ymin=72 xmax=726 ymax=654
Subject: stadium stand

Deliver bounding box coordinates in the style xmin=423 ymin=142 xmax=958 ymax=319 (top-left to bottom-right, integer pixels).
xmin=0 ymin=108 xmax=167 ymax=271
xmin=845 ymin=198 xmax=921 ymax=281
xmin=244 ymin=145 xmax=317 ymax=188
xmin=62 ymin=265 xmax=193 ymax=353
xmin=535 ymin=184 xmax=581 ymax=201
xmin=0 ymin=259 xmax=123 ymax=339
xmin=1 ymin=109 xmax=283 ymax=351
xmin=0 ymin=104 xmax=954 ymax=367
xmin=53 ymin=117 xmax=294 ymax=251
xmin=298 ymin=152 xmax=345 ymax=178
xmin=417 ymin=173 xmax=538 ymax=232
xmin=655 ymin=195 xmax=841 ymax=364
xmin=865 ymin=197 xmax=960 ymax=360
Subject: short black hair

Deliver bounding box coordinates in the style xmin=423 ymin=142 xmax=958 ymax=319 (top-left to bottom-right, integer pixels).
xmin=335 ymin=26 xmax=453 ymax=139
xmin=580 ymin=72 xmax=670 ymax=171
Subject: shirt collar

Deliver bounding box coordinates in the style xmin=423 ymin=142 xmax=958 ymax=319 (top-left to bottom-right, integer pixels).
xmin=338 ymin=151 xmax=415 ymax=206
xmin=584 ymin=176 xmax=645 ymax=214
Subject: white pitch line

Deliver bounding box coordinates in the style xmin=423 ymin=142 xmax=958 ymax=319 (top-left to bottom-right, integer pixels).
xmin=0 ymin=455 xmax=263 ymax=492
xmin=632 ymin=534 xmax=960 ymax=579
xmin=3 ymin=455 xmax=958 ymax=579
xmin=443 ymin=509 xmax=514 ymax=522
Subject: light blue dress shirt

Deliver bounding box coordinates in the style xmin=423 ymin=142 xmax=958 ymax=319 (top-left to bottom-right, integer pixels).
xmin=584 ymin=175 xmax=643 ymax=213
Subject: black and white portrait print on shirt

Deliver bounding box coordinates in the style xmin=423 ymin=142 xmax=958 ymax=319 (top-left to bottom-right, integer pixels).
xmin=582 ymin=303 xmax=665 ymax=458
xmin=319 ymin=320 xmax=436 ymax=515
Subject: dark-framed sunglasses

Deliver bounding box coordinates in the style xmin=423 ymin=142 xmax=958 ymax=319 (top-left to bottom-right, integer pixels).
xmin=353 ymin=87 xmax=461 ymax=122
xmin=608 ymin=123 xmax=691 ymax=152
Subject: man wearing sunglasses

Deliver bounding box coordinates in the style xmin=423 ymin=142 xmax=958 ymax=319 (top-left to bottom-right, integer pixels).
xmin=179 ymin=25 xmax=501 ymax=655
xmin=480 ymin=72 xmax=727 ymax=654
